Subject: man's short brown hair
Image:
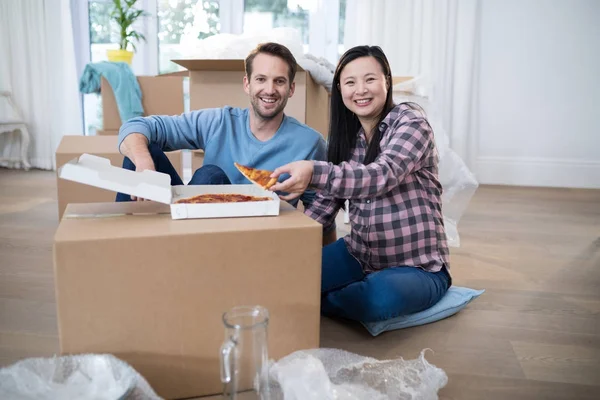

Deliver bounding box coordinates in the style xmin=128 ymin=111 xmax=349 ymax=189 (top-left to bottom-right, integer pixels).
xmin=244 ymin=42 xmax=298 ymax=84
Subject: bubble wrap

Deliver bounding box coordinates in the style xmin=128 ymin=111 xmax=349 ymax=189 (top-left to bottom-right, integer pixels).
xmin=0 ymin=354 xmax=161 ymax=400
xmin=268 ymin=348 xmax=448 ymax=400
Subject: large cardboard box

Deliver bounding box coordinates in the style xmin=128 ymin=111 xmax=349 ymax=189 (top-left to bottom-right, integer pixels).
xmin=55 ymin=136 xmax=182 ymax=219
xmin=54 ymin=201 xmax=322 ymax=399
xmin=172 ymin=59 xmax=330 ymax=137
xmin=101 ymin=76 xmax=185 ymax=131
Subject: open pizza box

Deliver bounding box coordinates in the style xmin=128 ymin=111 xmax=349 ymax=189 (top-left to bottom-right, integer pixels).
xmin=57 ymin=154 xmax=280 ymax=220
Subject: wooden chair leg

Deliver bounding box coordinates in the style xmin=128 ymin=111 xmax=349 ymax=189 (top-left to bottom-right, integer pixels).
xmin=19 ymin=125 xmax=31 ymax=170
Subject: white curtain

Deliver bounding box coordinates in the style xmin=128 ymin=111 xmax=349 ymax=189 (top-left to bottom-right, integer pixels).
xmin=344 ymin=0 xmax=480 ymax=169
xmin=0 ymin=0 xmax=82 ymax=170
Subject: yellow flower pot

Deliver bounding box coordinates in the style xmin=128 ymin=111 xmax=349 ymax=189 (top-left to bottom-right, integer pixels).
xmin=106 ymin=49 xmax=134 ymax=65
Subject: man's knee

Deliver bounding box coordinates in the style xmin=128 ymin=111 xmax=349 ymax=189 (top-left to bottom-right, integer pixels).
xmin=190 ymin=164 xmax=230 ymax=185
xmin=193 ymin=164 xmax=223 ymax=175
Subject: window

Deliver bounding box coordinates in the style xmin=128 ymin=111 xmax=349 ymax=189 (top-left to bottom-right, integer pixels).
xmin=80 ymin=0 xmax=221 ymax=133
xmin=73 ymin=0 xmax=346 ymax=134
xmin=85 ymin=0 xmax=122 ymax=135
xmin=89 ymin=0 xmax=120 ymax=62
xmin=158 ymin=0 xmax=220 ymax=74
xmin=243 ymin=0 xmax=310 ymax=52
xmin=338 ymin=0 xmax=346 ymax=57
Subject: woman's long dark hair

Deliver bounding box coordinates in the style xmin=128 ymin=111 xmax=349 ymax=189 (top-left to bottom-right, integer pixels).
xmin=328 ymin=45 xmax=396 ymax=165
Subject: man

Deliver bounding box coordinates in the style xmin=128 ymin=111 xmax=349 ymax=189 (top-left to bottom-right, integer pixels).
xmin=116 ymin=42 xmax=326 ymax=212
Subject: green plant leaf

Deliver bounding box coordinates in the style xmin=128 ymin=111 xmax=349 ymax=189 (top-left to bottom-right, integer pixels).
xmin=109 ymin=0 xmax=149 ymax=51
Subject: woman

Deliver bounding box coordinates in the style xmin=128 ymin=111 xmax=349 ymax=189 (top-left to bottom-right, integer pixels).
xmin=269 ymin=46 xmax=451 ymax=322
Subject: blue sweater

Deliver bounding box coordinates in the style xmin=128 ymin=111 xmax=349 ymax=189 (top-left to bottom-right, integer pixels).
xmin=118 ymin=106 xmax=327 ymax=207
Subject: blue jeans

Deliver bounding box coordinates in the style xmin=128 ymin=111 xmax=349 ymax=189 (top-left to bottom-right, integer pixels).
xmin=116 ymin=144 xmax=231 ymax=202
xmin=321 ymin=238 xmax=451 ymax=322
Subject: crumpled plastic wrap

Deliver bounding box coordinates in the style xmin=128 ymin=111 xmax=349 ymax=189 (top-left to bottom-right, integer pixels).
xmin=181 ymin=27 xmax=306 ymax=61
xmin=267 ymin=348 xmax=448 ymax=400
xmin=0 ymin=354 xmax=161 ymax=400
xmin=393 ymin=78 xmax=479 ymax=247
xmin=0 ymin=349 xmax=447 ymax=400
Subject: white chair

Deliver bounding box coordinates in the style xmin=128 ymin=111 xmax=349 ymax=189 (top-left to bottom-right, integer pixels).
xmin=0 ymin=91 xmax=31 ymax=170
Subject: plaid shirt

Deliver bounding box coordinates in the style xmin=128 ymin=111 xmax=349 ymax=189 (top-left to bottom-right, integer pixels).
xmin=304 ymin=104 xmax=449 ymax=273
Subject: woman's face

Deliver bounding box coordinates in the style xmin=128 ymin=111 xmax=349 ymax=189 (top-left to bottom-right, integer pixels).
xmin=339 ymin=56 xmax=388 ymax=121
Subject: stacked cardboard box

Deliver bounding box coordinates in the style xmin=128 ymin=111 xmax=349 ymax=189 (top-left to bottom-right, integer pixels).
xmin=100 ymin=75 xmax=185 ymax=132
xmin=172 ymin=59 xmax=330 ymax=138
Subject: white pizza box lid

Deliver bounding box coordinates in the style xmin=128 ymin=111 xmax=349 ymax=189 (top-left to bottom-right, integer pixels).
xmin=58 ymin=153 xmax=280 ymax=219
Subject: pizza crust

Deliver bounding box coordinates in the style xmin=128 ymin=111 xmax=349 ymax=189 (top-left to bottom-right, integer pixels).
xmin=234 ymin=162 xmax=277 ymax=190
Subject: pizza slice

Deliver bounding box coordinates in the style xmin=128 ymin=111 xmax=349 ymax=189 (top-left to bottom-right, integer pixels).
xmin=234 ymin=162 xmax=278 ymax=190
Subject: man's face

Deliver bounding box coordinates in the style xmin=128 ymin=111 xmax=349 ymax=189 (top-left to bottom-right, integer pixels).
xmin=244 ymin=53 xmax=295 ymax=120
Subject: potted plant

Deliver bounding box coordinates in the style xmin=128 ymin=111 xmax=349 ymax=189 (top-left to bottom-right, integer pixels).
xmin=106 ymin=0 xmax=149 ymax=64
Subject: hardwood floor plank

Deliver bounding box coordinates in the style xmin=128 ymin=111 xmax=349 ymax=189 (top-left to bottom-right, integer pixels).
xmin=440 ymin=373 xmax=600 ymax=400
xmin=0 ymin=332 xmax=59 ymax=368
xmin=511 ymin=341 xmax=600 ymax=387
xmin=0 ymin=298 xmax=58 ymax=336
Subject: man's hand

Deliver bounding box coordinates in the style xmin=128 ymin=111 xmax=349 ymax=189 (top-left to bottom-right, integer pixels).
xmin=120 ymin=133 xmax=154 ymax=201
xmin=129 ymin=154 xmax=155 ymax=201
xmin=269 ymin=160 xmax=314 ymax=201
xmin=133 ymin=155 xmax=156 ymax=173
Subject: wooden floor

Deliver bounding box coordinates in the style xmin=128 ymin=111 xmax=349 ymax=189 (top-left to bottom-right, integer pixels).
xmin=1 ymin=168 xmax=599 ymax=399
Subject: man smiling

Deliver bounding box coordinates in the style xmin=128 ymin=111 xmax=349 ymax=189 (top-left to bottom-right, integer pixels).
xmin=116 ymin=42 xmax=327 ymax=211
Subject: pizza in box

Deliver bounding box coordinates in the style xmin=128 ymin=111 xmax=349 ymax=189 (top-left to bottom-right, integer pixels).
xmin=175 ymin=193 xmax=273 ymax=204
xmin=174 ymin=163 xmax=277 ymax=204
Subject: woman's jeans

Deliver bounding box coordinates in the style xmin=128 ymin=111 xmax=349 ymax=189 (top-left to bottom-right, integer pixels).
xmin=321 ymin=238 xmax=451 ymax=322
xmin=116 ymin=144 xmax=230 ymax=202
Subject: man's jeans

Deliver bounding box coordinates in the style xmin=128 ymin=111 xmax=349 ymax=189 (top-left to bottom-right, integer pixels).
xmin=321 ymin=238 xmax=451 ymax=322
xmin=116 ymin=144 xmax=230 ymax=202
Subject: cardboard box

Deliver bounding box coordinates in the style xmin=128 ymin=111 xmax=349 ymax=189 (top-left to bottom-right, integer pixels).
xmin=95 ymin=129 xmax=119 ymax=136
xmin=191 ymin=149 xmax=205 ymax=173
xmin=172 ymin=59 xmax=330 ymax=137
xmin=54 ymin=201 xmax=322 ymax=399
xmin=55 ymin=136 xmax=182 ymax=219
xmin=59 ymin=154 xmax=281 ymax=220
xmin=101 ymin=76 xmax=185 ymax=131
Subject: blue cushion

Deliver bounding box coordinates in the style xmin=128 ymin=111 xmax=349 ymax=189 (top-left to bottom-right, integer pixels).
xmin=361 ymin=286 xmax=485 ymax=336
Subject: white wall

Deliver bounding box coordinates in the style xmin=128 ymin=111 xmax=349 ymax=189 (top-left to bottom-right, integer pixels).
xmin=475 ymin=0 xmax=600 ymax=188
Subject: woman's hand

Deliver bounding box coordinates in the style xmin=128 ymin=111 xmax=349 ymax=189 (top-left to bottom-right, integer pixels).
xmin=269 ymin=160 xmax=314 ymax=201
